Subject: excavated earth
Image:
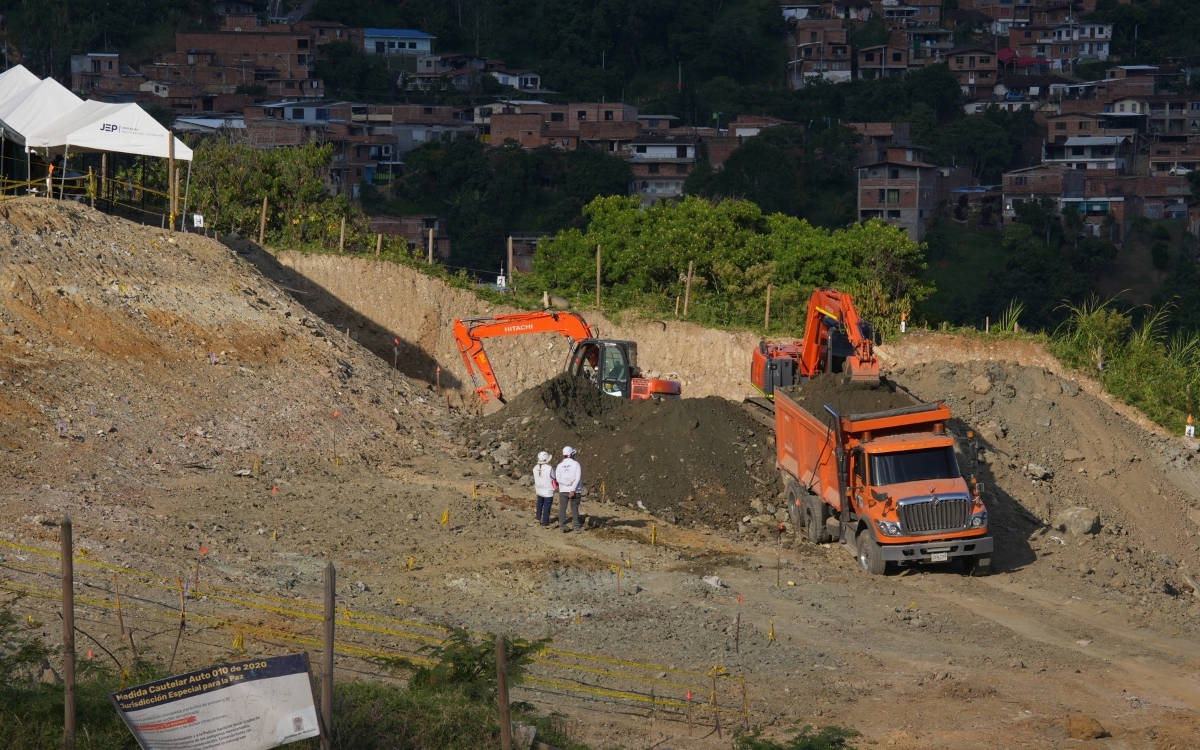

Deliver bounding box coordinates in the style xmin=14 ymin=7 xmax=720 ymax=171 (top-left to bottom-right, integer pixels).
xmin=3 ymin=198 xmax=1200 ymax=749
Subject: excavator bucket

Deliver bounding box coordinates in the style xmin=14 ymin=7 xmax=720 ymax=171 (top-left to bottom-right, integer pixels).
xmin=843 ymin=357 xmax=881 ymax=388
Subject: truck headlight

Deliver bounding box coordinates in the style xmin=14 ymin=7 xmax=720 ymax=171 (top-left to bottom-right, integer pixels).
xmin=970 ymin=510 xmax=988 ymax=529
xmin=875 ymin=520 xmax=902 ymax=536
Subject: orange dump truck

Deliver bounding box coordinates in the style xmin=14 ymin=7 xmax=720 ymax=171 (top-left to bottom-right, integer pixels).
xmin=774 ymin=385 xmax=992 ymax=575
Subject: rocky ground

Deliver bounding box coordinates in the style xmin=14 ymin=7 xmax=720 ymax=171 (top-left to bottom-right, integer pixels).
xmin=3 ymin=198 xmax=1200 ymax=749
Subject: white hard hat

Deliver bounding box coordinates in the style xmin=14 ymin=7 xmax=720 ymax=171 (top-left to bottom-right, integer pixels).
xmin=562 ymin=446 xmax=576 ymax=457
xmin=537 ymin=451 xmax=551 ymax=464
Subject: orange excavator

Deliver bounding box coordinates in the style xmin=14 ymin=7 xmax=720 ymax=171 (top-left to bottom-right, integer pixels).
xmin=751 ymin=287 xmax=880 ymax=397
xmin=452 ymin=310 xmax=682 ymax=404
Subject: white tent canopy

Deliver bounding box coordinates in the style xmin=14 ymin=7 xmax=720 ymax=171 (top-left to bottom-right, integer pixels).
xmin=0 ymin=65 xmax=40 ymax=120
xmin=0 ymin=76 xmax=82 ymax=146
xmin=28 ymin=100 xmax=193 ymax=161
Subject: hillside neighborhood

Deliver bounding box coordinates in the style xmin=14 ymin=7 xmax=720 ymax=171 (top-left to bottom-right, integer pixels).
xmin=28 ymin=0 xmax=1195 ymax=257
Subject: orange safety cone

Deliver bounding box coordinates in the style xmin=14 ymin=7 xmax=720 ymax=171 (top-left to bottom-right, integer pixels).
xmin=1186 ymin=414 xmax=1195 ymax=439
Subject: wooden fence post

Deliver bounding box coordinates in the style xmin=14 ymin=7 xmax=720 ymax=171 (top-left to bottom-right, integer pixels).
xmin=375 ymin=233 xmax=382 ymax=256
xmin=764 ymin=283 xmax=772 ymax=331
xmin=338 ymin=217 xmax=346 ymax=253
xmin=496 ymin=634 xmax=512 ymax=750
xmin=321 ymin=562 xmax=335 ymax=750
xmin=258 ymin=197 xmax=268 ymax=245
xmin=61 ymin=513 xmax=76 ymax=750
xmin=427 ymin=228 xmax=434 ymax=263
xmin=682 ymin=260 xmax=694 ymax=317
xmin=595 ymin=245 xmax=602 ymax=308
xmin=100 ymin=153 xmax=107 ymax=206
xmin=507 ymin=236 xmax=514 ymax=288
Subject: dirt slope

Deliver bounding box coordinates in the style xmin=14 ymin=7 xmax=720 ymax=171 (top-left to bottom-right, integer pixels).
xmin=3 ymin=199 xmax=1200 ymax=749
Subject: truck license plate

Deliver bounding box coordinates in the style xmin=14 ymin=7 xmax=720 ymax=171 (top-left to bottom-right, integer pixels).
xmin=931 ymin=552 xmax=949 ymax=562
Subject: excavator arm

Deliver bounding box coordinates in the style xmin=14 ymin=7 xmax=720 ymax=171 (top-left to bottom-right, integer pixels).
xmin=797 ymin=288 xmax=879 ymax=384
xmin=452 ymin=311 xmax=597 ymax=404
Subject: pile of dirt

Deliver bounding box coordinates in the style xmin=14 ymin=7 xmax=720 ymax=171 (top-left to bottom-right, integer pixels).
xmin=469 ymin=373 xmax=777 ymax=527
xmin=778 ymin=374 xmax=920 ymax=418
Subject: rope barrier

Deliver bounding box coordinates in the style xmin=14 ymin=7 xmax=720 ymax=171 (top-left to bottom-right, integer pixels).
xmin=0 ymin=537 xmax=750 ymax=724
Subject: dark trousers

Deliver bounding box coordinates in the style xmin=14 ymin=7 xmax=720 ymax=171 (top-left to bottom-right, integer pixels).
xmin=535 ymin=494 xmax=553 ymax=526
xmin=558 ymin=491 xmax=580 ymax=531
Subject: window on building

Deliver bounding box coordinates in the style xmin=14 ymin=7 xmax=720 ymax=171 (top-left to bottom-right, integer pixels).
xmin=892 ymin=52 xmax=903 ymax=62
xmin=551 ymin=112 xmax=564 ymax=122
xmin=1079 ymin=121 xmax=1090 ymax=130
xmin=981 ymin=56 xmax=991 ymax=64
xmin=604 ymin=110 xmax=614 ymax=121
xmin=577 ymin=110 xmax=587 ymax=121
xmin=409 ymin=42 xmax=417 ymax=49
xmin=1013 ymin=175 xmax=1027 ymax=186
xmin=297 ymin=39 xmax=308 ymax=49
xmin=648 ymin=164 xmax=660 ymax=174
xmin=887 ymin=210 xmax=901 ymax=219
xmin=889 ymin=167 xmax=900 ymax=179
xmin=635 ymin=145 xmax=647 ymax=154
xmin=1055 ymin=122 xmax=1066 ymax=130
xmin=676 ymin=146 xmax=688 ymax=158
xmin=864 ymin=52 xmax=875 ymax=62
xmin=285 ymin=81 xmax=296 ymax=89
xmin=887 ymin=189 xmax=899 ymax=203
xmin=291 ymin=107 xmax=304 ymax=118
xmin=878 ymin=189 xmax=886 ymax=203
xmin=956 ymin=56 xmax=964 ymax=65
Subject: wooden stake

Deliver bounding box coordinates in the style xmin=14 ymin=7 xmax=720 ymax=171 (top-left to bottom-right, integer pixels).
xmin=88 ymin=167 xmax=95 ymax=209
xmin=101 ymin=153 xmax=107 ymax=206
xmin=321 ymin=563 xmax=335 ymax=750
xmin=764 ymin=283 xmax=772 ymax=330
xmin=338 ymin=217 xmax=346 ymax=253
xmin=375 ymin=233 xmax=382 ymax=256
xmin=711 ymin=671 xmax=722 ymax=739
xmin=427 ymin=228 xmax=434 ymax=263
xmin=169 ymin=579 xmax=186 ymax=673
xmin=496 ymin=634 xmax=512 ymax=750
xmin=61 ymin=514 xmax=76 ymax=750
xmin=735 ymin=612 xmax=741 ymax=654
xmin=674 ymin=296 xmax=680 ymax=317
xmin=259 ymin=196 xmax=268 ymax=245
xmin=507 ymin=236 xmax=514 ymax=287
xmin=683 ymin=260 xmax=694 ymax=317
xmin=985 ymin=315 xmax=989 ymax=334
xmin=595 ymin=244 xmax=602 ymax=308
xmin=113 ymin=573 xmax=125 ymax=637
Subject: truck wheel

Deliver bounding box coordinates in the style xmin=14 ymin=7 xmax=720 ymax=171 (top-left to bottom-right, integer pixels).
xmin=804 ymin=493 xmax=829 ymax=544
xmin=786 ymin=483 xmax=803 ymax=529
xmin=962 ymin=555 xmax=991 ymax=577
xmin=856 ymin=528 xmax=887 ymax=575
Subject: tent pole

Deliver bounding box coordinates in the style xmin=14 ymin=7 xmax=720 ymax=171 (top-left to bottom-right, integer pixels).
xmin=168 ymin=132 xmax=176 ymax=230
xmin=25 ymin=146 xmax=30 ymax=195
xmin=60 ymin=147 xmax=69 ymax=200
xmin=181 ymin=160 xmax=192 ymax=232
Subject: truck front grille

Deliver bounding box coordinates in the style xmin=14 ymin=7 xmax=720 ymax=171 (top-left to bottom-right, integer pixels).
xmin=899 ymin=496 xmax=970 ymax=534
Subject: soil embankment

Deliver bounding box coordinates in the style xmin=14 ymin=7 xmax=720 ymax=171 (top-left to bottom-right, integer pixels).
xmin=4 ymin=199 xmax=1200 ymax=748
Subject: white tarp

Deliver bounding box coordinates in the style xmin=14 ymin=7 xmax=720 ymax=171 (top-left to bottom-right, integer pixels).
xmin=0 ymin=65 xmax=40 ymax=119
xmin=27 ymin=99 xmax=193 ymax=161
xmin=0 ymin=76 xmax=82 ymax=146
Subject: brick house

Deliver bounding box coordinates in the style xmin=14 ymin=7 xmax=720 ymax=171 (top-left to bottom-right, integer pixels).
xmin=947 ymin=47 xmax=998 ymax=100
xmin=629 ymin=135 xmax=697 ymax=204
xmin=857 ymin=44 xmax=908 ymax=80
xmin=788 ymin=20 xmax=851 ymax=86
xmin=855 ymin=145 xmax=941 ymax=241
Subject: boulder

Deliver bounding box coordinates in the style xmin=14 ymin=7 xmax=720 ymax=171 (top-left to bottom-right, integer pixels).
xmin=1062 ymin=448 xmax=1085 ymax=463
xmin=970 ymin=374 xmax=992 ymax=395
xmin=1025 ymin=463 xmax=1053 ymax=480
xmin=1055 ymin=507 xmax=1100 ymax=536
xmin=1066 ymin=714 xmax=1108 ymax=739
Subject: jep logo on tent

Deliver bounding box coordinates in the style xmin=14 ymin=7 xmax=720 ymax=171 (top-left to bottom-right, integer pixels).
xmin=100 ymin=122 xmax=120 ymax=132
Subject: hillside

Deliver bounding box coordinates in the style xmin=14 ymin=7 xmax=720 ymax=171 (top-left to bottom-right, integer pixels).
xmin=3 ymin=198 xmax=1200 ymax=748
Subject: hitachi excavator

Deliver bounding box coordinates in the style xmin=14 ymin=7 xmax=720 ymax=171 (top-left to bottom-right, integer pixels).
xmin=452 ymin=310 xmax=682 ymax=404
xmin=751 ymin=287 xmax=880 ymax=397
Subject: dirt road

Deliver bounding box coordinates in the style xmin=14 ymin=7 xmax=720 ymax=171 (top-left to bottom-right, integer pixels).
xmin=2 ymin=198 xmax=1199 ymax=748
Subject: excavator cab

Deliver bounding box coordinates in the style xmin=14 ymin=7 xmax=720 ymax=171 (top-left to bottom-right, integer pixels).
xmin=568 ymin=339 xmax=634 ymax=397
xmin=567 ymin=339 xmax=681 ymax=400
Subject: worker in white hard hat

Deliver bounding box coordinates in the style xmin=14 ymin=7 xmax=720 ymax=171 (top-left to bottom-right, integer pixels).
xmin=555 ymin=446 xmax=583 ymax=533
xmin=532 ymin=450 xmax=556 ymax=527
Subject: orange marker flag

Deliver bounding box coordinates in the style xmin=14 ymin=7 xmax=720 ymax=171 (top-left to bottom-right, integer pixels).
xmin=200 ymin=544 xmax=207 ymax=556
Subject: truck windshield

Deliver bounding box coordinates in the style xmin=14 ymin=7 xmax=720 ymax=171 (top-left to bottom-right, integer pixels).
xmin=870 ymin=447 xmax=961 ymax=485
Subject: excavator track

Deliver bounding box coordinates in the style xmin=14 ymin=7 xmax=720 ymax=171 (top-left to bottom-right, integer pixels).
xmin=741 ymin=396 xmax=776 ymax=430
